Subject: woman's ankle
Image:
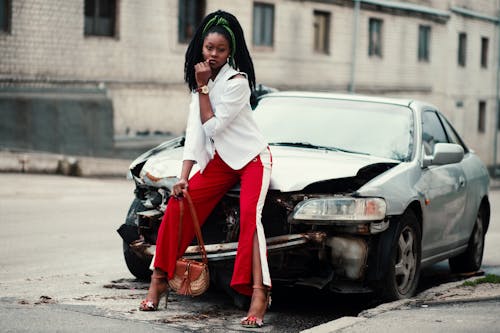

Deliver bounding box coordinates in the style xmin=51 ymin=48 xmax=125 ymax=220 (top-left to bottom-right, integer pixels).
xmin=246 ymin=287 xmax=269 ymax=317
xmin=152 ymin=268 xmax=167 ymax=279
xmin=147 ymin=270 xmax=168 ymax=296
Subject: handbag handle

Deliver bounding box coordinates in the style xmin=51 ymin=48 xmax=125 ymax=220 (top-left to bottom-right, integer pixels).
xmin=177 ymin=189 xmax=208 ymax=264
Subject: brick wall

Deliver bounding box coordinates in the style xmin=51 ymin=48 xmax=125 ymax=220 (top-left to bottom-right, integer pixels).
xmin=0 ymin=0 xmax=499 ymax=164
xmin=0 ymin=88 xmax=114 ymax=156
xmin=0 ymin=0 xmax=190 ymax=139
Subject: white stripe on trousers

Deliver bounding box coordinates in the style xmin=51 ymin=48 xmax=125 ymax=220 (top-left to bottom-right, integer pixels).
xmin=255 ymin=148 xmax=272 ymax=288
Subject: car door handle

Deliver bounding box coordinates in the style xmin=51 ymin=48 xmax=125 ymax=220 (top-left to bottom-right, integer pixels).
xmin=458 ymin=176 xmax=466 ymax=188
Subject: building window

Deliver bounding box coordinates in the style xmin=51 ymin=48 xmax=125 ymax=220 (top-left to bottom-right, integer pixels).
xmin=0 ymin=0 xmax=10 ymax=32
xmin=458 ymin=32 xmax=467 ymax=67
xmin=253 ymin=3 xmax=274 ymax=47
xmin=178 ymin=0 xmax=205 ymax=44
xmin=481 ymin=37 xmax=489 ymax=68
xmin=478 ymin=101 xmax=486 ymax=133
xmin=313 ymin=11 xmax=330 ymax=54
xmin=368 ymin=18 xmax=383 ymax=57
xmin=418 ymin=25 xmax=430 ymax=62
xmin=84 ymin=0 xmax=117 ymax=37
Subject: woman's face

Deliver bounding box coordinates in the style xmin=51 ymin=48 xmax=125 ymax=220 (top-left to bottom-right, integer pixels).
xmin=202 ymin=32 xmax=231 ymax=71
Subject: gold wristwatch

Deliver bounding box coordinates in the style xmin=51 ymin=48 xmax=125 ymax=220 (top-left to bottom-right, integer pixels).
xmin=196 ymin=85 xmax=209 ymax=95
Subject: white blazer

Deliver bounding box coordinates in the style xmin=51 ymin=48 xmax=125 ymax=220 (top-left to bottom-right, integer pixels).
xmin=183 ymin=63 xmax=267 ymax=173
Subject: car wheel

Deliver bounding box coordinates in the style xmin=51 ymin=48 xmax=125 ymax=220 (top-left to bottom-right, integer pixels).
xmin=448 ymin=207 xmax=485 ymax=273
xmin=380 ymin=210 xmax=421 ymax=301
xmin=123 ymin=240 xmax=152 ymax=280
xmin=122 ymin=198 xmax=152 ymax=280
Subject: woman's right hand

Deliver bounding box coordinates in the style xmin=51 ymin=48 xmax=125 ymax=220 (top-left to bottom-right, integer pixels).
xmin=172 ymin=178 xmax=188 ymax=197
xmin=194 ymin=60 xmax=211 ymax=87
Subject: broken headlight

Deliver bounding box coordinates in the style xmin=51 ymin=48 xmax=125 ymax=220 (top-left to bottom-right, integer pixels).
xmin=292 ymin=197 xmax=386 ymax=221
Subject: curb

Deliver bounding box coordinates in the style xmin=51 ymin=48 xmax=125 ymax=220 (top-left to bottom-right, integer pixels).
xmin=490 ymin=176 xmax=500 ymax=189
xmin=300 ymin=317 xmax=366 ymax=333
xmin=0 ymin=150 xmax=131 ymax=178
xmin=413 ymin=294 xmax=500 ymax=306
xmin=303 ymin=276 xmax=500 ymax=333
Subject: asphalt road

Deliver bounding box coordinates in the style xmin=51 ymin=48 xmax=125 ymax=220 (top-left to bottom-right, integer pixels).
xmin=0 ymin=173 xmax=498 ymax=332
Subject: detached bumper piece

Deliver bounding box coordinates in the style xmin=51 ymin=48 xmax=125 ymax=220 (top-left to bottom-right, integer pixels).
xmin=186 ymin=232 xmax=327 ymax=261
xmin=129 ymin=232 xmax=327 ymax=261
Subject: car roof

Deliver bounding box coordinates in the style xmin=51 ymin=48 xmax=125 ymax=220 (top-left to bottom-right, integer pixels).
xmin=261 ymin=91 xmax=414 ymax=107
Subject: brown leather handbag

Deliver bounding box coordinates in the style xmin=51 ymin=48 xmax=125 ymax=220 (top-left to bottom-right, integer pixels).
xmin=168 ymin=190 xmax=210 ymax=296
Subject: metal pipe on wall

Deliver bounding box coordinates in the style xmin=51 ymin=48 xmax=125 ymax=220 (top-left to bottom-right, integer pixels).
xmin=349 ymin=0 xmax=361 ymax=93
xmin=494 ymin=6 xmax=500 ymax=177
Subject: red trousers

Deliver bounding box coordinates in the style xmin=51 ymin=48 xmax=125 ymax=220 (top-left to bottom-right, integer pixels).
xmin=153 ymin=149 xmax=272 ymax=296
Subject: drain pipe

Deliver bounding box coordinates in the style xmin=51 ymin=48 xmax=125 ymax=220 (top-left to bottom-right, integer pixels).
xmin=349 ymin=0 xmax=361 ymax=93
xmin=494 ymin=9 xmax=500 ymax=177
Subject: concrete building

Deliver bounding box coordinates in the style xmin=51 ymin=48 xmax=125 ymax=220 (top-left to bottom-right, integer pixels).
xmin=0 ymin=0 xmax=499 ymax=171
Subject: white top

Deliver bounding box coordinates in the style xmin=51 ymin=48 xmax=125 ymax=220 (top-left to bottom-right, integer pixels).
xmin=183 ymin=63 xmax=267 ymax=172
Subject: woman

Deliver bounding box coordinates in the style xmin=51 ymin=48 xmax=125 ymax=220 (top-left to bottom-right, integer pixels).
xmin=139 ymin=10 xmax=272 ymax=328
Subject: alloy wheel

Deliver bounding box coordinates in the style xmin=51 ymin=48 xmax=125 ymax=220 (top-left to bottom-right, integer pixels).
xmin=472 ymin=213 xmax=485 ymax=267
xmin=395 ymin=225 xmax=417 ymax=295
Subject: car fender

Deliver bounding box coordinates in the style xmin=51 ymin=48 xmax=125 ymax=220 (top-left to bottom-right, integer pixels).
xmin=356 ymin=161 xmax=424 ymax=216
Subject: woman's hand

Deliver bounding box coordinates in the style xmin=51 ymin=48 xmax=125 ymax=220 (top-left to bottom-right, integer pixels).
xmin=172 ymin=178 xmax=188 ymax=197
xmin=194 ymin=60 xmax=211 ymax=87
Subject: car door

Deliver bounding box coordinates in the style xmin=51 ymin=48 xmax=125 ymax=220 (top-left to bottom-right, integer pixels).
xmin=438 ymin=113 xmax=479 ymax=245
xmin=418 ymin=109 xmax=467 ymax=260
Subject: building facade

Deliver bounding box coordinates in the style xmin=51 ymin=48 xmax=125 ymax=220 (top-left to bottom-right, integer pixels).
xmin=0 ymin=0 xmax=499 ymax=169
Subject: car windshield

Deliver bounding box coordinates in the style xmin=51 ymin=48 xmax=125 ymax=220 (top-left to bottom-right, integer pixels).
xmin=254 ymin=96 xmax=414 ymax=162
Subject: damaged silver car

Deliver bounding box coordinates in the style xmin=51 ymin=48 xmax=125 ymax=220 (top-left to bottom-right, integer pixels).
xmin=118 ymin=91 xmax=491 ymax=301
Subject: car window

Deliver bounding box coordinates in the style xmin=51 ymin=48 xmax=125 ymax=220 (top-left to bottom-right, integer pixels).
xmin=422 ymin=110 xmax=449 ymax=155
xmin=438 ymin=114 xmax=469 ymax=154
xmin=254 ymin=96 xmax=414 ymax=162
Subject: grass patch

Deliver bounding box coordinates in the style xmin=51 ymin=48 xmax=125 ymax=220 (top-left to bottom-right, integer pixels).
xmin=463 ymin=274 xmax=500 ymax=287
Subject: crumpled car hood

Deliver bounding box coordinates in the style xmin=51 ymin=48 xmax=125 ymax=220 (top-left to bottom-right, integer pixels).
xmin=131 ymin=142 xmax=399 ymax=192
xmin=267 ymin=146 xmax=398 ymax=191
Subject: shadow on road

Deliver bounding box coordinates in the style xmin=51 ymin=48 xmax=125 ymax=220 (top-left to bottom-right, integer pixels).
xmin=418 ymin=261 xmax=485 ymax=293
xmin=263 ymin=261 xmax=484 ymax=332
xmin=268 ymin=287 xmax=378 ymax=331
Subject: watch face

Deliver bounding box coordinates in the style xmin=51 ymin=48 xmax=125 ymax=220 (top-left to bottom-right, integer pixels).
xmin=201 ymin=86 xmax=209 ymax=94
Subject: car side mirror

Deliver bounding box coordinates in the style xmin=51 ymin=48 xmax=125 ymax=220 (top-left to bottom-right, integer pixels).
xmin=422 ymin=143 xmax=464 ymax=168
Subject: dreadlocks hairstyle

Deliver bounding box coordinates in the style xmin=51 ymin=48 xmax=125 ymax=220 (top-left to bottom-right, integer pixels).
xmin=184 ymin=10 xmax=256 ymax=93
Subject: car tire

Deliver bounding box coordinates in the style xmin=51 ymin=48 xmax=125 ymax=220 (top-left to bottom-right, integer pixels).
xmin=379 ymin=210 xmax=422 ymax=301
xmin=123 ymin=241 xmax=153 ymax=280
xmin=448 ymin=206 xmax=486 ymax=274
xmin=122 ymin=198 xmax=153 ymax=280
